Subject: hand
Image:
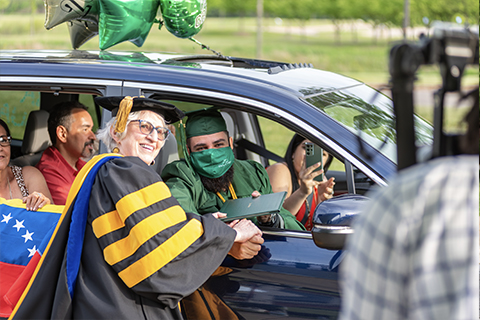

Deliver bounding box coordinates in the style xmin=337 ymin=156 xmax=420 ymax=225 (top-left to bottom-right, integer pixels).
xmin=256 ymin=214 xmax=271 ymax=224
xmin=298 ymin=162 xmax=324 ymax=197
xmin=212 ymin=212 xmax=227 ymax=219
xmin=232 ymin=219 xmax=262 ymax=243
xmin=318 ymin=177 xmax=336 ymax=202
xmin=23 ymin=191 xmax=50 ymax=211
xmin=250 ymin=191 xmax=272 ymax=224
xmin=228 ymin=235 xmax=264 ymax=260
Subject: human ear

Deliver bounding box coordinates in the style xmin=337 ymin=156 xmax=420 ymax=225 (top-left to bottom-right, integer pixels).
xmin=56 ymin=126 xmax=68 ymax=143
xmin=110 ymin=126 xmax=120 ymax=144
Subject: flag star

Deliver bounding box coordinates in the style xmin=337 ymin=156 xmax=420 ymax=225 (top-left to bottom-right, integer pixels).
xmin=22 ymin=230 xmax=34 ymax=243
xmin=13 ymin=219 xmax=25 ymax=232
xmin=27 ymin=245 xmax=37 ymax=257
xmin=1 ymin=212 xmax=12 ymax=224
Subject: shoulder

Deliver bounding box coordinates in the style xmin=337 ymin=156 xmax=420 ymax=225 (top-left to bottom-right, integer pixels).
xmin=16 ymin=165 xmax=48 ymax=186
xmin=161 ymin=159 xmax=196 ymax=181
xmin=20 ymin=165 xmax=44 ymax=178
xmin=266 ymin=162 xmax=290 ymax=176
xmin=93 ymin=156 xmax=162 ymax=197
xmin=102 ymin=156 xmax=152 ymax=174
xmin=235 ymin=159 xmax=265 ymax=171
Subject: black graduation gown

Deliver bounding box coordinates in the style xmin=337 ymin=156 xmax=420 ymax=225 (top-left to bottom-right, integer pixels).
xmin=10 ymin=155 xmax=236 ymax=319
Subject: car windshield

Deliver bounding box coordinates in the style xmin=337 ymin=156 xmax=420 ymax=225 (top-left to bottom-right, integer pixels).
xmin=304 ymin=84 xmax=433 ymax=163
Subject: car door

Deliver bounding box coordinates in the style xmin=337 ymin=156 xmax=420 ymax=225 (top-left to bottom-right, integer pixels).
xmin=124 ymin=81 xmax=392 ymax=318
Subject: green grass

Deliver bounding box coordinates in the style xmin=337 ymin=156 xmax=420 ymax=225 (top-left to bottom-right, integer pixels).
xmin=2 ymin=14 xmax=477 ymax=87
xmin=1 ymin=14 xmax=476 ymax=171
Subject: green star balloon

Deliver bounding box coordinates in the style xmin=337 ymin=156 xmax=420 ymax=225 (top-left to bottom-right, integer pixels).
xmin=68 ymin=19 xmax=98 ymax=49
xmin=44 ymin=0 xmax=99 ymax=30
xmin=98 ymin=0 xmax=160 ymax=50
xmin=159 ymin=0 xmax=207 ymax=39
xmin=99 ymin=51 xmax=154 ymax=63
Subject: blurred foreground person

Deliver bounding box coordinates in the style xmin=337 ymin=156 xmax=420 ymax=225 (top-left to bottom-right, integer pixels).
xmin=339 ymin=88 xmax=479 ymax=320
xmin=10 ymin=96 xmax=261 ymax=319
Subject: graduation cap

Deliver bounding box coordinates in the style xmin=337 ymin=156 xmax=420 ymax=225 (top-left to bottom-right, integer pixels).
xmin=95 ymin=96 xmax=185 ymax=134
xmin=185 ymin=109 xmax=227 ymax=139
xmin=177 ymin=107 xmax=228 ymax=171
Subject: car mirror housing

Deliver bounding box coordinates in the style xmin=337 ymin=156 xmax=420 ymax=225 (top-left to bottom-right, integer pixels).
xmin=311 ymin=194 xmax=370 ymax=250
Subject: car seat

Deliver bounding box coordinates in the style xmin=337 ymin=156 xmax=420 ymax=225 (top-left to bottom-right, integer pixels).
xmin=10 ymin=110 xmax=51 ymax=167
xmin=152 ymin=133 xmax=179 ymax=176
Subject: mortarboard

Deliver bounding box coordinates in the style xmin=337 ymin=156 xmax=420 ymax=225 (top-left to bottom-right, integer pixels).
xmin=185 ymin=109 xmax=227 ymax=139
xmin=95 ymin=96 xmax=184 ymax=134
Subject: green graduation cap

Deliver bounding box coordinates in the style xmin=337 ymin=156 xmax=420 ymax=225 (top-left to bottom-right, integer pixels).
xmin=185 ymin=109 xmax=227 ymax=138
xmin=178 ymin=108 xmax=228 ymax=169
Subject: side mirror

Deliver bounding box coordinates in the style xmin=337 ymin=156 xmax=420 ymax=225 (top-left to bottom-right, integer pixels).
xmin=311 ymin=194 xmax=369 ymax=250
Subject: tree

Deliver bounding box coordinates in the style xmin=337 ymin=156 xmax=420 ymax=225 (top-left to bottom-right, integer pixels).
xmin=411 ymin=0 xmax=479 ymax=26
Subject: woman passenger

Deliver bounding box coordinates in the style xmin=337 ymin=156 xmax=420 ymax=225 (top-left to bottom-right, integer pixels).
xmin=0 ymin=119 xmax=53 ymax=210
xmin=266 ymin=134 xmax=335 ymax=230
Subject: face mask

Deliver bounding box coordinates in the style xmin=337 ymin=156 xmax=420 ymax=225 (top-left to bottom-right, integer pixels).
xmin=189 ymin=146 xmax=234 ymax=179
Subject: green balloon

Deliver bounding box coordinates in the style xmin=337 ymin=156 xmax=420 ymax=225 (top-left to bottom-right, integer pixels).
xmin=99 ymin=51 xmax=154 ymax=63
xmin=98 ymin=0 xmax=160 ymax=50
xmin=68 ymin=19 xmax=98 ymax=49
xmin=44 ymin=0 xmax=99 ymax=30
xmin=160 ymin=0 xmax=207 ymax=39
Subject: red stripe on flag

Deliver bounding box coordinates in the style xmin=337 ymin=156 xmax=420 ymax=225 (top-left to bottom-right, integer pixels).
xmin=0 ymin=261 xmax=26 ymax=317
xmin=3 ymin=251 xmax=42 ymax=316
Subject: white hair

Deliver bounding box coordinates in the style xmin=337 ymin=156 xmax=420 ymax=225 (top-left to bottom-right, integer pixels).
xmin=96 ymin=111 xmax=164 ymax=152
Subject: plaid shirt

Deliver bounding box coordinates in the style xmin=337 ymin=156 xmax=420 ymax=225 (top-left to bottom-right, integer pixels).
xmin=339 ymin=155 xmax=479 ymax=320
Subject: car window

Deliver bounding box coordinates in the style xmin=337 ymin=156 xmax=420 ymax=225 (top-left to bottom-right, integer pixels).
xmin=305 ymin=85 xmax=433 ymax=163
xmin=1 ymin=91 xmax=101 ymax=141
xmin=258 ymin=115 xmax=345 ymax=172
xmin=1 ymin=91 xmax=40 ymax=140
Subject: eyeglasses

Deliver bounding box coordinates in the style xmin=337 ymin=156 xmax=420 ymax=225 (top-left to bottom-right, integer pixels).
xmin=131 ymin=120 xmax=170 ymax=141
xmin=0 ymin=135 xmax=11 ymax=147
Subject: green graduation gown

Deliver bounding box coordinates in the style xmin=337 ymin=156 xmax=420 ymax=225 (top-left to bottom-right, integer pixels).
xmin=162 ymin=159 xmax=305 ymax=231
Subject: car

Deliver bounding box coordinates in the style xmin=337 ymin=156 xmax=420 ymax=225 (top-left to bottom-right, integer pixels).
xmin=0 ymin=49 xmax=433 ymax=319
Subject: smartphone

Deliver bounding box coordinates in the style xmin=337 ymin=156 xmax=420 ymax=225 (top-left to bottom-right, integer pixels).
xmin=305 ymin=142 xmax=324 ymax=181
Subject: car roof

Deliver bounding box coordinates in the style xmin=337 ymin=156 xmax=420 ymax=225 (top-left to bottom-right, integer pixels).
xmin=0 ymin=49 xmax=398 ymax=183
xmin=0 ymin=49 xmax=363 ymax=98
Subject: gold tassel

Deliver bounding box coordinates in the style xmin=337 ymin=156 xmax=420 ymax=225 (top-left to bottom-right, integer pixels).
xmin=114 ymin=96 xmax=134 ymax=134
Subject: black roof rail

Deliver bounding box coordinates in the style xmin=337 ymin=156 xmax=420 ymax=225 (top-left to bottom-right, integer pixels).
xmin=268 ymin=63 xmax=314 ymax=75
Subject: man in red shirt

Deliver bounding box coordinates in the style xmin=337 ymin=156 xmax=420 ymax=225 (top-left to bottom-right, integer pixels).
xmin=36 ymin=101 xmax=96 ymax=205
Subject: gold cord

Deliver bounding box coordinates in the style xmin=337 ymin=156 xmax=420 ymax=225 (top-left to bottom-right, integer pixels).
xmin=216 ymin=183 xmax=237 ymax=203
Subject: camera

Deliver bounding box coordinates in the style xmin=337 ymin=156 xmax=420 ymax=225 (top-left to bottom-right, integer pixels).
xmin=389 ymin=22 xmax=479 ymax=170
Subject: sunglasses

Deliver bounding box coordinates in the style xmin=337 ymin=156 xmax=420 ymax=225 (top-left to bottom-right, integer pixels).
xmin=0 ymin=135 xmax=11 ymax=147
xmin=131 ymin=120 xmax=170 ymax=141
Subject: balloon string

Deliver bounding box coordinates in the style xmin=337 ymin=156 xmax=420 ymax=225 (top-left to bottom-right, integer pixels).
xmin=189 ymin=38 xmax=224 ymax=58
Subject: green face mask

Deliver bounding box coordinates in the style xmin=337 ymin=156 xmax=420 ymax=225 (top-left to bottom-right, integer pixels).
xmin=189 ymin=147 xmax=235 ymax=179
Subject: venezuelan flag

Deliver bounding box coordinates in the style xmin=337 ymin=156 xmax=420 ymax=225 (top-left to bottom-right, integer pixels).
xmin=0 ymin=200 xmax=63 ymax=317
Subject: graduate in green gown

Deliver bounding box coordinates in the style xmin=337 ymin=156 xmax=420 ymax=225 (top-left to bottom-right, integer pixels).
xmin=162 ymin=109 xmax=305 ymax=231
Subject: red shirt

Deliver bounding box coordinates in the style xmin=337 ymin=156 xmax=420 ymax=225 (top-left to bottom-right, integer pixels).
xmin=295 ymin=187 xmax=318 ymax=231
xmin=36 ymin=146 xmax=86 ymax=205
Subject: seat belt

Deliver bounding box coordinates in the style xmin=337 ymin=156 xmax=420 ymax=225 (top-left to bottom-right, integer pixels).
xmin=235 ymin=138 xmax=284 ymax=163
